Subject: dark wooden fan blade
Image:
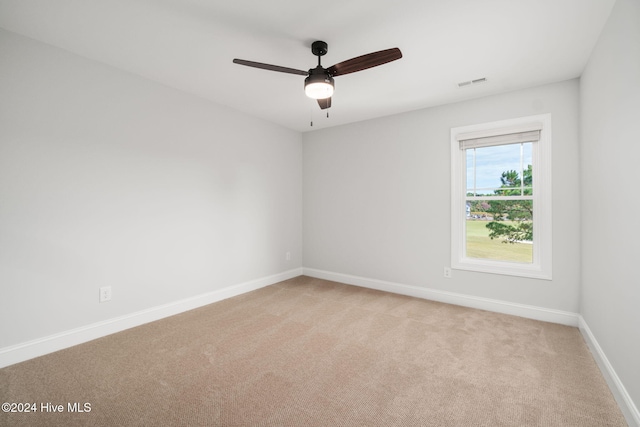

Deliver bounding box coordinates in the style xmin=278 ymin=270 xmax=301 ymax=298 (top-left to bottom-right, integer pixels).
xmin=327 ymin=48 xmax=402 ymax=77
xmin=233 ymin=59 xmax=308 ymax=76
xmin=317 ymin=97 xmax=332 ymax=110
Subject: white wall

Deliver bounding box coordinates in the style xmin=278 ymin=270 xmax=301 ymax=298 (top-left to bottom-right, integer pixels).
xmin=580 ymin=0 xmax=640 ymax=418
xmin=303 ymin=79 xmax=580 ymax=313
xmin=0 ymin=29 xmax=302 ymax=349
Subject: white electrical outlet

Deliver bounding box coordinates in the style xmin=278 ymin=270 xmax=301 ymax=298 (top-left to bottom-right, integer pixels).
xmin=99 ymin=286 xmax=112 ymax=302
xmin=286 ymin=252 xmax=291 ymax=261
xmin=444 ymin=267 xmax=452 ymax=278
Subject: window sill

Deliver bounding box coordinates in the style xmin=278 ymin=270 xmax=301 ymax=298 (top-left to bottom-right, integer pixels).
xmin=453 ymin=257 xmax=552 ymax=280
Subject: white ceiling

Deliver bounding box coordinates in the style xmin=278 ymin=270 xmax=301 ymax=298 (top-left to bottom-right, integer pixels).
xmin=0 ymin=0 xmax=615 ymax=132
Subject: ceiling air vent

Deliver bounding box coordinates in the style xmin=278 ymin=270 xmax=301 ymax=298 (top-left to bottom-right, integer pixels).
xmin=458 ymin=77 xmax=487 ymax=88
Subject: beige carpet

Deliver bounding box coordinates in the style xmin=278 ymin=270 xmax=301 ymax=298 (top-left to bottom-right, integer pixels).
xmin=0 ymin=276 xmax=628 ymax=426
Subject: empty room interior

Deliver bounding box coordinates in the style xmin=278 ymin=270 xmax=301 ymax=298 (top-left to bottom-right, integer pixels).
xmin=1 ymin=0 xmax=639 ymax=426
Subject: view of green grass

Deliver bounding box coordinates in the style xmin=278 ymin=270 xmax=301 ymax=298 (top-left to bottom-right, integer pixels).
xmin=466 ymin=220 xmax=532 ymax=263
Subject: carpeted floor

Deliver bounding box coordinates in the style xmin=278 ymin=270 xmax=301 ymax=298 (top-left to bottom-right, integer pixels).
xmin=0 ymin=276 xmax=628 ymax=426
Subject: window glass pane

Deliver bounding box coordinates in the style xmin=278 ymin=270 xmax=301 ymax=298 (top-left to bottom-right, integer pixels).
xmin=466 ymin=143 xmax=533 ymax=196
xmin=465 ymin=200 xmax=533 ymax=263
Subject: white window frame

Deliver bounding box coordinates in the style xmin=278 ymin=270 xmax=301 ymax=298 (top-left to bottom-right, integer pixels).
xmin=450 ymin=113 xmax=552 ymax=280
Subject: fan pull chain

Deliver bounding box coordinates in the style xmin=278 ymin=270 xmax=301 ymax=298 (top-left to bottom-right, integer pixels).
xmin=308 ymin=101 xmax=330 ymax=126
xmin=310 ymin=102 xmax=314 ymax=127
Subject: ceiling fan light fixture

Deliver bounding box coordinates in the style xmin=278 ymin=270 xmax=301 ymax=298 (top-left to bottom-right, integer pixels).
xmin=233 ymin=41 xmax=402 ymax=110
xmin=304 ymin=73 xmax=334 ymax=99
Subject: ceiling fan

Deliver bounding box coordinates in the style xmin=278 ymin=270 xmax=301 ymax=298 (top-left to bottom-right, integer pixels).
xmin=233 ymin=41 xmax=402 ymax=110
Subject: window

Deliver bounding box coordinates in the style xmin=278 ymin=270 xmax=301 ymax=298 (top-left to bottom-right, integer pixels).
xmin=450 ymin=114 xmax=552 ymax=279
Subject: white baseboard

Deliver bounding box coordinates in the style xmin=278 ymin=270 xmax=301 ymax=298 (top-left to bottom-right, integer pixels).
xmin=579 ymin=316 xmax=640 ymax=427
xmin=0 ymin=268 xmax=303 ymax=369
xmin=302 ymin=268 xmax=579 ymax=326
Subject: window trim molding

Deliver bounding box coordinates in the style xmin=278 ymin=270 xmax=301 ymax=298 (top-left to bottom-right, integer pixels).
xmin=450 ymin=113 xmax=552 ymax=280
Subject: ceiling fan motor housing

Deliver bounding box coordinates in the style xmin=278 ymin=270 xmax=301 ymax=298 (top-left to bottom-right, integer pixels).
xmin=304 ymin=66 xmax=334 ymax=99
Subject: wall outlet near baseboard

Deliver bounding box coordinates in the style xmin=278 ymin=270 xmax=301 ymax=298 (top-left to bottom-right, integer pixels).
xmin=444 ymin=267 xmax=452 ymax=278
xmin=99 ymin=286 xmax=112 ymax=303
xmin=286 ymin=252 xmax=291 ymax=261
